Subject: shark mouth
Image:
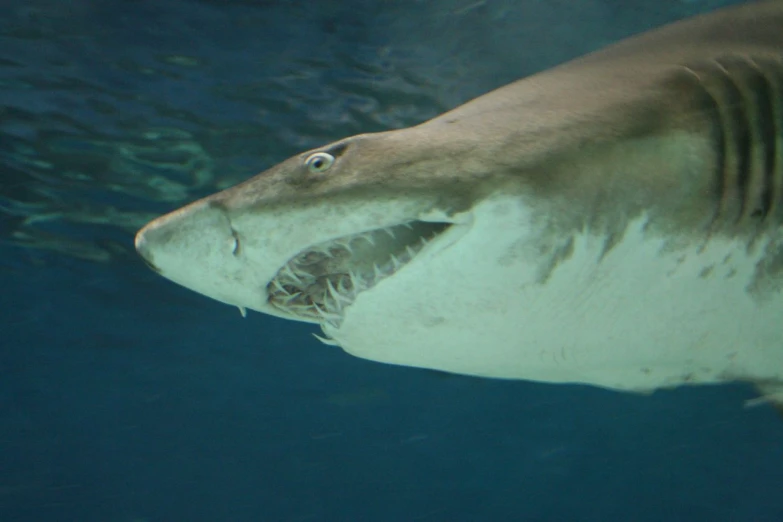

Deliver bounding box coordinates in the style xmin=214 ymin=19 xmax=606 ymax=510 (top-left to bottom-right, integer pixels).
xmin=266 ymin=221 xmax=451 ymax=327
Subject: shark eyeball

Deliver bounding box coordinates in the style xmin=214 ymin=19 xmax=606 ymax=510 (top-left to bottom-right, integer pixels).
xmin=305 ymin=152 xmax=335 ymax=173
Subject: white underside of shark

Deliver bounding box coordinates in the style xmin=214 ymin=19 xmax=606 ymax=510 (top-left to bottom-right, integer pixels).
xmin=328 ymin=194 xmax=783 ymax=395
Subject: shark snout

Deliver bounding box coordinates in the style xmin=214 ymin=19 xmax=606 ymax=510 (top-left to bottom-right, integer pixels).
xmin=134 ymin=224 xmax=161 ymax=273
xmin=133 ymin=201 xmax=274 ymax=312
xmin=134 ymin=210 xmax=186 ymax=275
xmin=133 ymin=202 xmax=229 ymax=279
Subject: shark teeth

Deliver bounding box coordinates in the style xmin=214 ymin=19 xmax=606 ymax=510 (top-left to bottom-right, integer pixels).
xmin=266 ymin=221 xmax=450 ymax=327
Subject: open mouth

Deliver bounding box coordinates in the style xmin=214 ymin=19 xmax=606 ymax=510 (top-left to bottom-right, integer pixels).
xmin=266 ymin=221 xmax=451 ymax=327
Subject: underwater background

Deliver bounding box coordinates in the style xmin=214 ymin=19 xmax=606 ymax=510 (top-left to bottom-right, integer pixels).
xmin=2 ymin=0 xmax=783 ymax=520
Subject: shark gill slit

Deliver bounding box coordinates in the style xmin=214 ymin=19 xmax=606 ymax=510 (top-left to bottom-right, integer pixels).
xmin=695 ymin=55 xmax=783 ymax=230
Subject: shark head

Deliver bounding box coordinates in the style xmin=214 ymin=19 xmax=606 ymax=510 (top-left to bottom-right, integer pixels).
xmin=134 ymin=124 xmax=500 ymax=328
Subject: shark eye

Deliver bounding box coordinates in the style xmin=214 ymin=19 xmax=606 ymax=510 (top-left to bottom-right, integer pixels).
xmin=305 ymin=152 xmax=335 ymax=173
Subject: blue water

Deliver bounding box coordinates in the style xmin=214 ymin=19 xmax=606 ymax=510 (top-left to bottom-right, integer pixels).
xmin=2 ymin=0 xmax=782 ymax=520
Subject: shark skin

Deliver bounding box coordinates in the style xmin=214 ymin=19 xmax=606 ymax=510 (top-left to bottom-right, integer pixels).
xmin=135 ymin=1 xmax=783 ymax=411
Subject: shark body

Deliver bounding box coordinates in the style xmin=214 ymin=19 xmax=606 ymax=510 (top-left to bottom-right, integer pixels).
xmin=136 ymin=1 xmax=783 ymax=409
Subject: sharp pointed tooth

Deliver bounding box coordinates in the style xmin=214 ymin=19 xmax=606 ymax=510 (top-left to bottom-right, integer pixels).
xmin=289 ymin=303 xmax=313 ymax=314
xmin=373 ymin=263 xmax=384 ymax=279
xmin=403 ymin=222 xmax=413 ymax=229
xmin=326 ymin=278 xmax=338 ymax=298
xmin=326 ymin=278 xmax=351 ymax=305
xmin=336 ymin=275 xmax=350 ymax=294
xmin=405 ymin=245 xmax=417 ymax=258
xmin=363 ymin=233 xmax=375 ymax=246
xmin=237 ymin=306 xmax=247 ymax=318
xmin=384 ymin=227 xmax=396 ymax=239
xmin=269 ymin=300 xmax=286 ymax=312
xmin=321 ymin=291 xmax=336 ymax=312
xmin=271 ymin=278 xmax=288 ymax=294
xmin=282 ymin=265 xmax=304 ymax=285
xmin=390 ymin=254 xmax=402 ymax=269
xmin=282 ymin=292 xmax=303 ymax=304
xmin=323 ymin=289 xmax=344 ymax=312
xmin=313 ymin=302 xmax=341 ymax=323
xmin=312 ymin=333 xmax=340 ymax=346
xmin=348 ymin=270 xmax=363 ymax=290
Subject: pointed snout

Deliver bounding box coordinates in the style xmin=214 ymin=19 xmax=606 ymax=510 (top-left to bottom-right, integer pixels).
xmin=133 ymin=200 xmax=230 ymax=281
xmin=132 ymin=201 xmax=275 ymax=312
xmin=134 ymin=222 xmax=162 ymax=273
xmin=134 ymin=206 xmax=197 ymax=275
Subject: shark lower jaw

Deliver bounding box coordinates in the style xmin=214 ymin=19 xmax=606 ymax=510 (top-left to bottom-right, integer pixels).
xmin=266 ymin=220 xmax=452 ymax=327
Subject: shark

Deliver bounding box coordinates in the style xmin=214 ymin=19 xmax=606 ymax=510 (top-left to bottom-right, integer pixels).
xmin=135 ymin=0 xmax=783 ymax=411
